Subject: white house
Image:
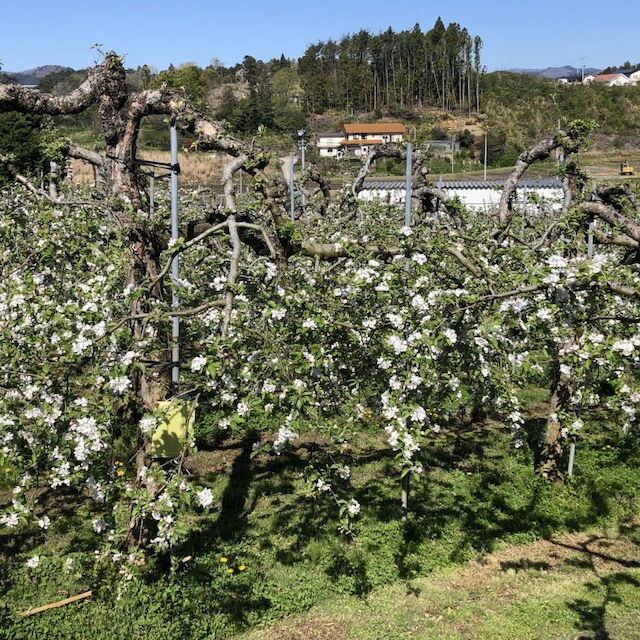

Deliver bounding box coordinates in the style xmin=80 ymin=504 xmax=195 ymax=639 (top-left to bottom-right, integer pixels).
xmin=615 ymin=67 xmax=640 ymax=85
xmin=315 ymin=132 xmax=345 ymax=158
xmin=590 ymin=73 xmax=630 ymax=86
xmin=315 ymin=123 xmax=405 ymax=159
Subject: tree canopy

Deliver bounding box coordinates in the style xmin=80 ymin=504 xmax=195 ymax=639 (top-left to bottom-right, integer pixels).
xmin=1 ymin=53 xmax=640 ymax=579
xmin=298 ymin=19 xmax=482 ymax=113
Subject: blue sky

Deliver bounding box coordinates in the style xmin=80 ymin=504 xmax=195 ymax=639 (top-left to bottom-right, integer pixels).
xmin=1 ymin=0 xmax=635 ymax=74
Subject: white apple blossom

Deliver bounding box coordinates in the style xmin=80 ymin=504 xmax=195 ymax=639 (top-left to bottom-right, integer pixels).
xmin=612 ymin=339 xmax=634 ymax=356
xmin=191 ymin=355 xmax=207 ymax=372
xmin=196 ymin=487 xmax=214 ymax=509
xmin=347 ymin=499 xmax=361 ymax=516
xmin=387 ymin=335 xmax=408 ymax=354
xmin=139 ymin=416 xmax=158 ymax=434
xmin=443 ymin=328 xmax=457 ymax=344
xmin=92 ymin=518 xmax=107 ymax=533
xmin=108 ymin=376 xmax=131 ymax=395
xmin=338 ymin=466 xmax=351 ymax=480
xmin=273 ymin=426 xmax=298 ymax=455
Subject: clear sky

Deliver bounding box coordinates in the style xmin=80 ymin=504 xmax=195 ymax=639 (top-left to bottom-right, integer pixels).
xmin=1 ymin=0 xmax=635 ymax=74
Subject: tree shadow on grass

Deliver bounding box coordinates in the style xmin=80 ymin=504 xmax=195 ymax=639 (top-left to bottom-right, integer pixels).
xmin=559 ymin=529 xmax=640 ymax=640
xmin=0 ymin=486 xmax=95 ymax=561
xmin=176 ymin=433 xmax=396 ymax=607
xmin=142 ymin=420 xmax=640 ymax=630
xmin=390 ymin=417 xmax=640 ymax=581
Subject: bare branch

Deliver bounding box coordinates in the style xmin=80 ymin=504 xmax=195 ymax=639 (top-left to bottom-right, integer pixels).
xmin=66 ymin=143 xmax=105 ymax=169
xmin=593 ymin=233 xmax=639 ymax=249
xmin=237 ymin=222 xmax=277 ymax=258
xmin=0 ymin=155 xmax=51 ymax=200
xmin=581 ymin=201 xmax=640 ymax=243
xmin=351 ymin=144 xmax=406 ymax=197
xmin=446 ymin=245 xmax=484 ymax=278
xmin=498 ymin=134 xmax=560 ymax=225
xmin=221 ymin=155 xmax=246 ymax=211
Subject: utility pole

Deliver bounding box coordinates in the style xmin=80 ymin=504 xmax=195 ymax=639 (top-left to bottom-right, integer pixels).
xmin=297 ymin=129 xmax=306 ymax=172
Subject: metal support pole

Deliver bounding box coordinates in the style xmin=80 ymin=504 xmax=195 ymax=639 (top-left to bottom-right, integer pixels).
xmin=289 ymin=152 xmax=295 ymax=220
xmin=435 ymin=175 xmax=443 ymax=222
xmin=483 ymin=133 xmax=488 ymax=181
xmin=150 ymin=175 xmax=155 ymax=216
xmin=404 ymin=143 xmax=412 ymax=228
xmin=567 ymin=439 xmax=576 ymax=477
xmin=401 ymin=474 xmax=409 ymax=522
xmin=298 ymin=129 xmax=306 ymax=172
xmin=451 ymin=137 xmax=454 ymax=174
xmin=170 ymin=126 xmax=180 ymax=397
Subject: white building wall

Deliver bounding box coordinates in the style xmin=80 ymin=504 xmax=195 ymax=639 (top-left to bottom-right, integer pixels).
xmin=358 ymin=182 xmax=564 ymax=212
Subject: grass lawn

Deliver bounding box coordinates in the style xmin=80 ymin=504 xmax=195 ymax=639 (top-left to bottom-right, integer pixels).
xmin=238 ymin=516 xmax=640 ymax=640
xmin=2 ymin=415 xmax=639 ymax=639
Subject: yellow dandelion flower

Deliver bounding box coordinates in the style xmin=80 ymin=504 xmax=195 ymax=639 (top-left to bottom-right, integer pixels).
xmin=219 ymin=557 xmax=228 ymax=563
xmin=227 ymin=568 xmax=234 ymax=573
xmin=4 ymin=468 xmax=10 ymax=473
xmin=238 ymin=565 xmax=246 ymax=571
xmin=117 ymin=469 xmax=125 ymax=477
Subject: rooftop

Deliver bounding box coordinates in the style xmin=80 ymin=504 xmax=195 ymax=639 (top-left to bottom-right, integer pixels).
xmin=343 ymin=123 xmax=405 ymax=134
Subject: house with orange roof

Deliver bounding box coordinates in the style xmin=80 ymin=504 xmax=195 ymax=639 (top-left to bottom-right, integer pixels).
xmin=316 ymin=123 xmax=405 ymax=159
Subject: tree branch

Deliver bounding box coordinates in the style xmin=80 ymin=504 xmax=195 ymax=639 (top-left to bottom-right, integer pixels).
xmin=581 ymin=201 xmax=640 ymax=243
xmin=498 ymin=134 xmax=561 ymax=225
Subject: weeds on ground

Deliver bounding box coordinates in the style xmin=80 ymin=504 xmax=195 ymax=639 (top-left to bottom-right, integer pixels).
xmin=1 ymin=414 xmax=639 ymax=639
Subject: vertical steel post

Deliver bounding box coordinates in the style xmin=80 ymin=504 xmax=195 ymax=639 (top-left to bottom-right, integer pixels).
xmin=451 ymin=137 xmax=454 ymax=174
xmin=588 ymin=183 xmax=597 ymax=260
xmin=402 ymin=142 xmax=413 ymax=519
xmin=289 ymin=152 xmax=295 ymax=220
xmin=435 ymin=175 xmax=443 ymax=222
xmin=170 ymin=126 xmax=180 ymax=397
xmin=483 ymin=133 xmax=488 ymax=181
xmin=568 ymin=184 xmax=597 ymax=476
xmin=567 ymin=439 xmax=576 ymax=477
xmin=404 ymin=143 xmax=412 ymax=228
xmin=150 ymin=175 xmax=155 ymax=216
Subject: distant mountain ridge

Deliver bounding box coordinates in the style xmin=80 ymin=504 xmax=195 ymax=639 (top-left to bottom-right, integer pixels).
xmin=1 ymin=63 xmax=605 ymax=87
xmin=1 ymin=65 xmax=74 ymax=85
xmin=509 ymin=65 xmax=602 ymax=79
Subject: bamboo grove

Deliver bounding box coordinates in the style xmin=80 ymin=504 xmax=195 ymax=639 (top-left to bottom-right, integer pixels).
xmin=298 ymin=18 xmax=483 ymax=114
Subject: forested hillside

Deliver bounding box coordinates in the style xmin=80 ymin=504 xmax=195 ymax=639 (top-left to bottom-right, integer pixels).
xmin=2 ymin=18 xmax=640 ymax=171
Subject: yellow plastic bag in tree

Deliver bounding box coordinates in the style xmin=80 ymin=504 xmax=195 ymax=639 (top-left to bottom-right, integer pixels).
xmin=151 ymin=400 xmax=195 ymax=458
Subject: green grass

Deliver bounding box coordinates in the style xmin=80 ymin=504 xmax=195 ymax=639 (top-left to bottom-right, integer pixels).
xmin=1 ymin=416 xmax=639 ymax=639
xmin=236 ymin=550 xmax=640 ymax=640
